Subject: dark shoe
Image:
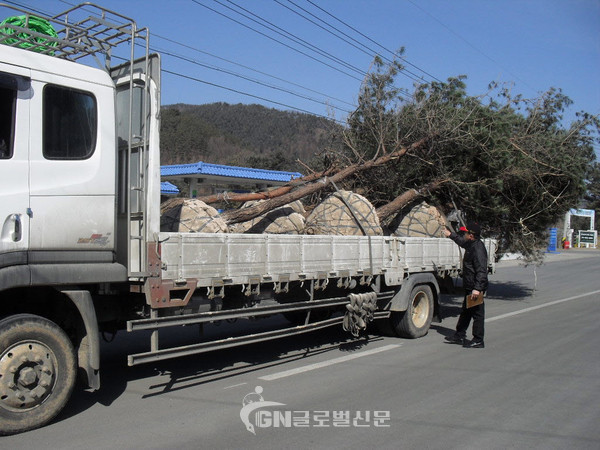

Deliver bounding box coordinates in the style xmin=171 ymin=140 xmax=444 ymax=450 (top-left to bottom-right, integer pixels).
xmin=464 ymin=339 xmax=485 ymax=348
xmin=444 ymin=335 xmax=465 ymax=345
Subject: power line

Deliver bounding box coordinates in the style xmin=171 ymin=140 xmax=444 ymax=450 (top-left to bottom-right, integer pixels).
xmin=205 ymin=0 xmax=412 ymax=99
xmin=304 ymin=0 xmax=443 ymax=83
xmin=273 ymin=0 xmax=378 ymax=71
xmin=9 ymin=0 xmax=355 ymax=117
xmin=154 ymin=33 xmax=356 ymax=108
xmin=283 ymin=0 xmax=380 ymax=59
xmin=3 ymin=0 xmax=49 ymax=15
xmin=155 ymin=45 xmax=354 ymax=114
xmin=84 ymin=45 xmax=333 ymax=123
xmin=190 ymin=0 xmax=364 ymax=82
xmin=280 ymin=0 xmax=427 ymax=85
xmin=114 ymin=50 xmax=347 ymax=122
xmin=405 ymin=0 xmax=535 ymax=92
xmin=162 ymin=68 xmax=345 ymax=124
xmin=10 ymin=0 xmax=411 ymax=112
xmin=220 ymin=0 xmax=366 ymax=77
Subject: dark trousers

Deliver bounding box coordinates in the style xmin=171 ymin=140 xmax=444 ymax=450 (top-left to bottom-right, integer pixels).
xmin=455 ymin=294 xmax=485 ymax=342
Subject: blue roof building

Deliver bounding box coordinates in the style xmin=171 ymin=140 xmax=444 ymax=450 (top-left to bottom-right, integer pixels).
xmin=160 ymin=161 xmax=302 ymax=198
xmin=160 ymin=181 xmax=180 ymax=196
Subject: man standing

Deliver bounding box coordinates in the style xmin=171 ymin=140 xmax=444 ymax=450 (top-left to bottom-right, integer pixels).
xmin=443 ymin=221 xmax=488 ymax=348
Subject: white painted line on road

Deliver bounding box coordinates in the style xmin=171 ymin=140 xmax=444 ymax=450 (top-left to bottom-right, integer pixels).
xmin=258 ymin=344 xmax=401 ymax=381
xmin=486 ymin=289 xmax=600 ymax=323
xmin=223 ymin=382 xmax=247 ymax=390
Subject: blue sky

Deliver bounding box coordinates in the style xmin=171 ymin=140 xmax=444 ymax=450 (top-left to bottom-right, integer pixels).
xmin=3 ymin=0 xmax=599 ymax=152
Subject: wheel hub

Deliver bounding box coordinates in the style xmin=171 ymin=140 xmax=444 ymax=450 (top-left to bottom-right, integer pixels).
xmin=411 ymin=292 xmax=428 ymax=328
xmin=0 ymin=341 xmax=56 ymax=411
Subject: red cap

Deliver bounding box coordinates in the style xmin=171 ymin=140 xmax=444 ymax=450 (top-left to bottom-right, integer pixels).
xmin=459 ymin=226 xmax=468 ymax=232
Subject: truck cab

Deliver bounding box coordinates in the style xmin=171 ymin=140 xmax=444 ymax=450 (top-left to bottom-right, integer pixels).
xmin=0 ymin=3 xmax=159 ymax=434
xmin=0 ymin=44 xmax=119 ymax=286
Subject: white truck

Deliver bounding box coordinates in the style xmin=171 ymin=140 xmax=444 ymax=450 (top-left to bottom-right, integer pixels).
xmin=0 ymin=3 xmax=496 ymax=435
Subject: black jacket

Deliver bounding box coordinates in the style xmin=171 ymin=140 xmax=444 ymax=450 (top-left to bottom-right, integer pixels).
xmin=449 ymin=232 xmax=489 ymax=292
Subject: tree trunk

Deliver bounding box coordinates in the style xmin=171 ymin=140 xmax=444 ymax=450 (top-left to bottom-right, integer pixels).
xmin=221 ymin=137 xmax=429 ymax=224
xmin=197 ymin=167 xmax=338 ymax=204
xmin=375 ymin=179 xmax=445 ymax=220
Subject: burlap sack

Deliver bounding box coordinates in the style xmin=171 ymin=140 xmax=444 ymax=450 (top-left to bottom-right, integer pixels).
xmin=229 ymin=200 xmax=305 ymax=234
xmin=391 ymin=201 xmax=446 ymax=237
xmin=305 ymin=190 xmax=382 ymax=236
xmin=160 ymin=198 xmax=228 ymax=233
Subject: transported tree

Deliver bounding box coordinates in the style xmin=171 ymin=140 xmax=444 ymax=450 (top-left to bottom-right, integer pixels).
xmin=340 ymin=52 xmax=599 ymax=261
xmin=199 ymin=51 xmax=599 ymax=261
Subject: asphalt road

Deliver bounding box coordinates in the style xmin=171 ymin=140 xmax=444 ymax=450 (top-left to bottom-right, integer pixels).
xmin=3 ymin=249 xmax=599 ymax=449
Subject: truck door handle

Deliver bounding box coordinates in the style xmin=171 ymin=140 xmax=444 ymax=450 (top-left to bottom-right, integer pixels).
xmin=11 ymin=214 xmax=22 ymax=242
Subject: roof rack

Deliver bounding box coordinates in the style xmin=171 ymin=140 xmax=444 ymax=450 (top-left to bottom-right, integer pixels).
xmin=0 ymin=2 xmax=148 ymax=71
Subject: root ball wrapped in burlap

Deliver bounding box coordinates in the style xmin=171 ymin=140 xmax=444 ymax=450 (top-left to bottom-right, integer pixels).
xmin=160 ymin=198 xmax=228 ymax=233
xmin=391 ymin=201 xmax=446 ymax=237
xmin=305 ymin=190 xmax=382 ymax=236
xmin=229 ymin=200 xmax=306 ymax=234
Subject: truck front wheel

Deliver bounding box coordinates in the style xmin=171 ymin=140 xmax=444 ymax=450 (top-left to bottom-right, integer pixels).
xmin=0 ymin=314 xmax=77 ymax=435
xmin=391 ymin=284 xmax=434 ymax=338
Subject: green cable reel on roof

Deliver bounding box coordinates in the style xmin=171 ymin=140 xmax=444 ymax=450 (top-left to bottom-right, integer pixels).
xmin=0 ymin=15 xmax=58 ymax=54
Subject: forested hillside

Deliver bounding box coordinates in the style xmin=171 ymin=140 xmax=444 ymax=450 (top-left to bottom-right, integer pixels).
xmin=160 ymin=103 xmax=338 ymax=172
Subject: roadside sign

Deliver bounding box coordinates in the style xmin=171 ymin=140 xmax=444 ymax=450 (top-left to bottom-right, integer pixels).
xmin=547 ymin=228 xmax=558 ymax=252
xmin=578 ymin=230 xmax=597 ymax=247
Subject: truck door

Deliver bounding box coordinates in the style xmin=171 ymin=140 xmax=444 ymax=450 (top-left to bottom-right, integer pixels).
xmin=0 ymin=67 xmax=30 ymax=263
xmin=27 ymin=71 xmax=116 ymax=256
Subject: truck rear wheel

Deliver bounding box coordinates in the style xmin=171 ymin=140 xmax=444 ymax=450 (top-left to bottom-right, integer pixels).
xmin=0 ymin=314 xmax=77 ymax=435
xmin=391 ymin=284 xmax=434 ymax=338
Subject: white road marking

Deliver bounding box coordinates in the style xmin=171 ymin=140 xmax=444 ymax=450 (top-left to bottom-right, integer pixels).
xmin=223 ymin=382 xmax=247 ymax=390
xmin=258 ymin=344 xmax=401 ymax=381
xmin=252 ymin=290 xmax=598 ymax=382
xmin=486 ymin=289 xmax=600 ymax=323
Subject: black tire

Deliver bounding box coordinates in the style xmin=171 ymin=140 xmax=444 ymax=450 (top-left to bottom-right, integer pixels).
xmin=391 ymin=285 xmax=434 ymax=338
xmin=0 ymin=314 xmax=77 ymax=435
